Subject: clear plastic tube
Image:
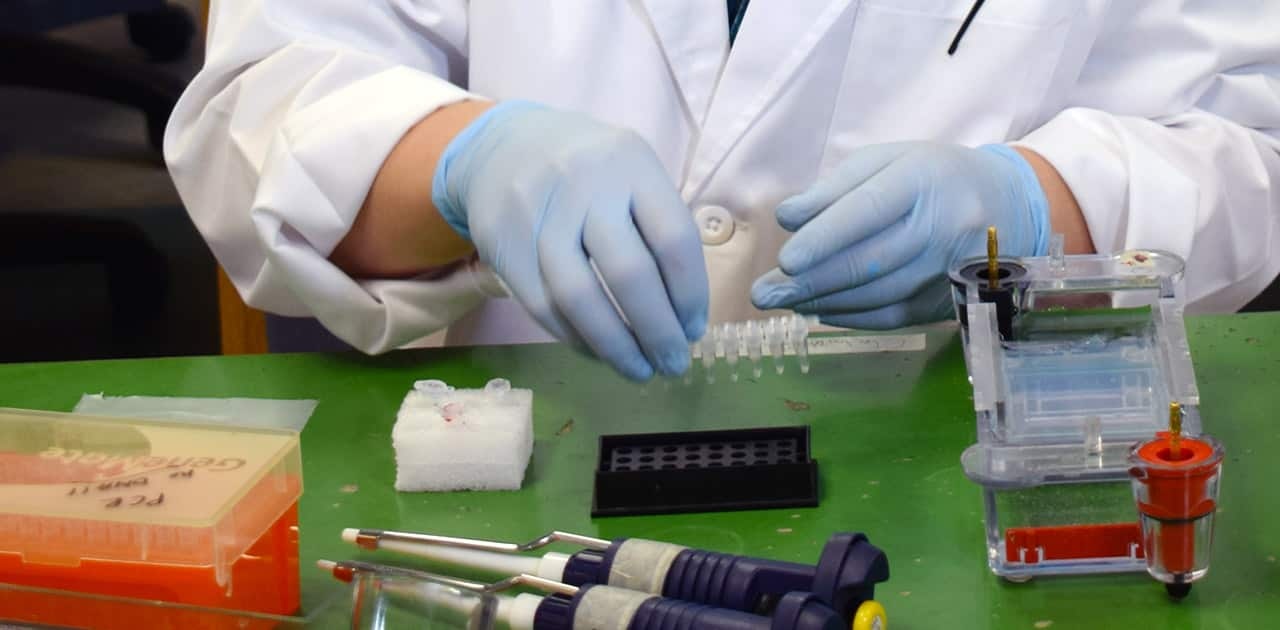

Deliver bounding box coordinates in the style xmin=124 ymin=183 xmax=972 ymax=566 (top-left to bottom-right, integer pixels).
xmin=684 ymin=314 xmax=817 ymax=384
xmin=744 ymin=320 xmax=763 ymax=379
xmin=699 ymin=334 xmax=717 ymax=384
xmin=767 ymin=318 xmax=784 ymax=375
xmin=723 ymin=324 xmax=740 ymax=382
xmin=414 ymin=380 xmax=451 ymax=396
xmin=790 ymin=314 xmax=811 ymax=374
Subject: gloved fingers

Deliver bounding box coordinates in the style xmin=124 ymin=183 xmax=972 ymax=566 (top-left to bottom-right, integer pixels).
xmin=538 ymin=249 xmax=654 ymax=381
xmin=818 ymin=281 xmax=955 ymax=330
xmin=751 ymin=216 xmax=926 ymax=309
xmin=584 ymin=204 xmax=692 ymax=377
xmin=629 ymin=149 xmax=709 ymax=342
xmin=790 ymin=254 xmax=938 ymax=314
xmin=750 ymin=268 xmax=793 ymax=311
xmin=484 ymin=243 xmax=578 ymax=345
xmin=536 ymin=193 xmax=655 ymax=382
xmin=778 ymin=156 xmax=923 ymax=276
xmin=775 ymin=142 xmax=919 ymax=232
xmin=541 ymin=295 xmax=593 ymax=354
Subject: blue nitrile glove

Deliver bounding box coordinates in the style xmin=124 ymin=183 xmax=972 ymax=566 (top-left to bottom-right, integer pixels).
xmin=432 ymin=101 xmax=709 ymax=381
xmin=751 ymin=142 xmax=1050 ymax=329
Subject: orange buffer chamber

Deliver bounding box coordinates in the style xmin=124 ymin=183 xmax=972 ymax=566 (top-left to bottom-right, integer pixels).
xmin=0 ymin=497 xmax=300 ymax=629
xmin=1128 ymin=432 xmax=1224 ymax=598
xmin=1005 ymin=522 xmax=1143 ymax=565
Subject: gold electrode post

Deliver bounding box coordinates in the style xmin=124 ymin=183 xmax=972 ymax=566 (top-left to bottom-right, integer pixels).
xmin=1169 ymin=401 xmax=1183 ymax=459
xmin=986 ymin=226 xmax=999 ymax=289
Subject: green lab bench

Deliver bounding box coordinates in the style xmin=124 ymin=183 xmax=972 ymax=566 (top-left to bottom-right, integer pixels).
xmin=0 ymin=313 xmax=1277 ymax=628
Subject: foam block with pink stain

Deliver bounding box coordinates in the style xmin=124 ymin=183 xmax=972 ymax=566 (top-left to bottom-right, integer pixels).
xmin=392 ymin=378 xmax=533 ymax=492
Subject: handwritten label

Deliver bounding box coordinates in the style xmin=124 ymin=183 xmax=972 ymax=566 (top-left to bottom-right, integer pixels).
xmin=806 ymin=334 xmax=927 ymax=355
xmin=104 ymin=493 xmax=164 ymax=508
xmin=66 ymin=476 xmax=149 ymax=496
xmin=61 ymin=468 xmax=195 ymax=510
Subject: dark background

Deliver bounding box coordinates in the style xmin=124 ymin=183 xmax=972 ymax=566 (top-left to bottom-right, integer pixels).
xmin=1 ymin=0 xmax=220 ymax=362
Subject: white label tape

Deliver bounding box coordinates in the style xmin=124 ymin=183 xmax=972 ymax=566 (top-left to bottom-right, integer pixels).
xmin=805 ymin=333 xmax=927 ymax=355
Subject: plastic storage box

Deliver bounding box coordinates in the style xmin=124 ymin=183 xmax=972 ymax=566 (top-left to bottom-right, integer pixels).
xmin=0 ymin=407 xmax=303 ymax=627
xmin=949 ymin=247 xmax=1202 ymax=580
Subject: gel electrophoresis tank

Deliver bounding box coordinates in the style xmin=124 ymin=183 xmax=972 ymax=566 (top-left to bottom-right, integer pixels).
xmin=949 ymin=245 xmax=1204 ymax=581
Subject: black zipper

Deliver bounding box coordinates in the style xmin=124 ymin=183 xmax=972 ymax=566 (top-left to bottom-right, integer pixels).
xmin=948 ymin=0 xmax=987 ymax=55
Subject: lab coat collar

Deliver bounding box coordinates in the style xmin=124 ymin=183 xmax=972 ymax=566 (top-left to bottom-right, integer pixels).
xmin=693 ymin=0 xmax=856 ymax=200
xmin=638 ymin=0 xmax=856 ymax=199
xmin=634 ymin=0 xmax=730 ymax=130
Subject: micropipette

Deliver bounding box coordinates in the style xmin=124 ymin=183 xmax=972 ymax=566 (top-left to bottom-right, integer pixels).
xmin=318 ymin=559 xmax=857 ymax=630
xmin=341 ymin=528 xmax=888 ymax=622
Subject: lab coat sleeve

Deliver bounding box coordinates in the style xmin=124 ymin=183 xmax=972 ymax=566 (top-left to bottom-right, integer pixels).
xmin=164 ymin=0 xmax=505 ymax=353
xmin=1013 ymin=1 xmax=1280 ymax=313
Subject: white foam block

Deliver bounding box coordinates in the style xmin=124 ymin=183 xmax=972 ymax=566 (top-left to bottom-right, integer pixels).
xmin=392 ymin=379 xmax=533 ymax=492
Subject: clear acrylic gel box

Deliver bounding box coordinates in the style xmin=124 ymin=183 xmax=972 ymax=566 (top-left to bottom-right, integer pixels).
xmin=949 ymin=247 xmax=1201 ymax=580
xmin=0 ymin=407 xmax=304 ymax=628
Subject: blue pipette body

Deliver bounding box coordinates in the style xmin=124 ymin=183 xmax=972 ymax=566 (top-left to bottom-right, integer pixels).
xmin=562 ymin=533 xmax=888 ymax=620
xmin=533 ymin=587 xmax=844 ymax=630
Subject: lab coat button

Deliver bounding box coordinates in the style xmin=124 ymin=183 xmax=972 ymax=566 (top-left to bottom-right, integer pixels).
xmin=695 ymin=205 xmax=734 ymax=245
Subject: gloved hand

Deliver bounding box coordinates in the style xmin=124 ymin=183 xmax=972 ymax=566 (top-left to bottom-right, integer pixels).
xmin=751 ymin=142 xmax=1050 ymax=328
xmin=432 ymin=101 xmax=708 ymax=381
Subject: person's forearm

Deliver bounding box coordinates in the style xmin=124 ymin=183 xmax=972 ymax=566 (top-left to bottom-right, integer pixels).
xmin=329 ymin=100 xmax=492 ymax=278
xmin=1014 ymin=146 xmax=1096 ymax=255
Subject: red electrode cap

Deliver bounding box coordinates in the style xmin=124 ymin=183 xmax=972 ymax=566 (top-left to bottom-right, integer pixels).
xmin=1129 ymin=432 xmax=1224 ymax=578
xmin=1129 ymin=432 xmax=1223 ymax=521
xmin=1135 ymin=431 xmax=1218 ymax=470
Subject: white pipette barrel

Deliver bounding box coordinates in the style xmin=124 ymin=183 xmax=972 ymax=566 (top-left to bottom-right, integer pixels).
xmin=341 ymin=528 xmax=570 ymax=580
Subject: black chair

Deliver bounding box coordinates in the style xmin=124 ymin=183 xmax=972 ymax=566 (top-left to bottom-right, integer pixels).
xmin=0 ymin=2 xmax=213 ymax=362
xmin=0 ymin=212 xmax=172 ymax=362
xmin=0 ymin=0 xmax=195 ymax=150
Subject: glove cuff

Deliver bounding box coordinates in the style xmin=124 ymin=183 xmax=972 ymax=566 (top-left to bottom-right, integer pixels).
xmin=430 ymin=100 xmax=544 ymax=241
xmin=978 ymin=144 xmax=1052 ymax=257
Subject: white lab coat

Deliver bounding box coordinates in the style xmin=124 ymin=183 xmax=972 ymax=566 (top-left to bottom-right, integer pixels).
xmin=166 ymin=1 xmax=1280 ymax=353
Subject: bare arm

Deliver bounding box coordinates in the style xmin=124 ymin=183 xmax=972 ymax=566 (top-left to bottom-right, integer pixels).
xmin=1014 ymin=146 xmax=1095 ymax=256
xmin=329 ymin=100 xmax=493 ymax=277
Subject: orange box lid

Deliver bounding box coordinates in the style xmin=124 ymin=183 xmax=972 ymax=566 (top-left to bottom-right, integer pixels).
xmin=0 ymin=408 xmax=302 ymax=586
